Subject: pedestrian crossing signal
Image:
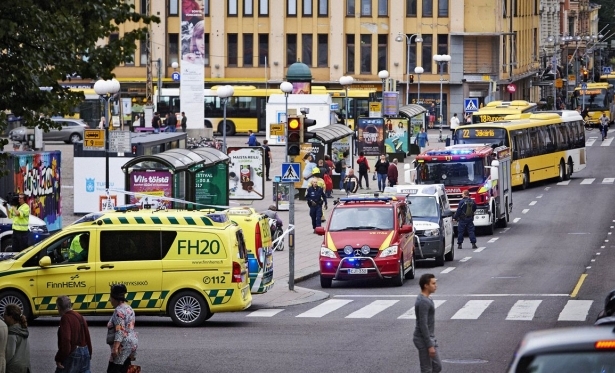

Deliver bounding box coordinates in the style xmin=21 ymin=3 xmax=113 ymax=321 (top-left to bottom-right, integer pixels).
xmin=287 ymin=116 xmax=301 ymax=156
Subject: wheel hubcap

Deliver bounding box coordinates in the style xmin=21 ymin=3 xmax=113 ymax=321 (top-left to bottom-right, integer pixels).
xmin=0 ymin=296 xmax=23 ymax=315
xmin=174 ymin=296 xmax=201 ymax=323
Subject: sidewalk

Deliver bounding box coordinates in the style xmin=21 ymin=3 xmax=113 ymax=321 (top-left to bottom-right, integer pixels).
xmin=249 ymin=130 xmax=447 ymax=308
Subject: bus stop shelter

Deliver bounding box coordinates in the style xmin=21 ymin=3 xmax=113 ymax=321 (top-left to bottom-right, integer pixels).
xmin=399 ymin=104 xmax=428 ymax=155
xmin=121 ymin=147 xmax=230 ymax=209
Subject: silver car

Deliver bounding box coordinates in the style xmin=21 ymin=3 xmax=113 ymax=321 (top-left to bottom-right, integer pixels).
xmin=8 ymin=118 xmax=88 ymax=144
xmin=508 ymin=326 xmax=615 ymax=372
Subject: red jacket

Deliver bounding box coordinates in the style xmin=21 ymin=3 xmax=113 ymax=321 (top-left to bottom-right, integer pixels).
xmin=387 ymin=163 xmax=398 ymax=183
xmin=357 ymin=156 xmax=370 ymax=172
xmin=55 ymin=310 xmax=92 ymax=363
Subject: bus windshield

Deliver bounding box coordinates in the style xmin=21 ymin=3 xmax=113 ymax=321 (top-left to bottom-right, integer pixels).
xmin=453 ymin=127 xmax=508 ymax=147
xmin=417 ymin=159 xmax=486 ymax=186
xmin=574 ymin=88 xmax=612 ymax=110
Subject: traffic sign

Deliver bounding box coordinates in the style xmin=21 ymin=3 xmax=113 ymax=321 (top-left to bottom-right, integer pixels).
xmin=83 ymin=129 xmax=105 ymax=151
xmin=581 ymin=83 xmax=587 ymax=90
xmin=603 ymin=67 xmax=612 ymax=75
xmin=171 ymin=72 xmax=180 ymax=81
xmin=464 ymin=98 xmax=479 ymax=113
xmin=281 ymin=163 xmax=301 ymax=182
xmin=109 ymin=130 xmax=131 ymax=153
xmin=270 ymin=123 xmax=285 ymax=136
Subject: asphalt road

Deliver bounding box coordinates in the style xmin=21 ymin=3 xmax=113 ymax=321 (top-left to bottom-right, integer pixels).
xmin=25 ymin=131 xmax=615 ymax=372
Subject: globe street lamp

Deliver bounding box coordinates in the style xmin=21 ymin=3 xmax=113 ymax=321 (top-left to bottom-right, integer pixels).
xmin=340 ymin=75 xmax=354 ymax=162
xmin=395 ymin=33 xmax=423 ymax=105
xmin=217 ymin=85 xmax=234 ymax=153
xmin=280 ymin=81 xmax=294 ymax=163
xmin=378 ymin=70 xmax=389 ymax=117
xmin=433 ymin=54 xmax=451 ymax=142
xmin=414 ymin=66 xmax=424 ymax=105
xmin=94 ymin=78 xmax=121 ymax=198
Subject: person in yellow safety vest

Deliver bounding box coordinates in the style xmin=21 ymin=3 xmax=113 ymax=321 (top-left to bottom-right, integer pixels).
xmin=6 ymin=194 xmax=30 ymax=252
xmin=67 ymin=234 xmax=85 ymax=261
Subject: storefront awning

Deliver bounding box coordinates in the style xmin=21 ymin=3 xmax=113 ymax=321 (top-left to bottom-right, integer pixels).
xmin=308 ymin=124 xmax=354 ymax=143
xmin=399 ymin=104 xmax=428 ymax=119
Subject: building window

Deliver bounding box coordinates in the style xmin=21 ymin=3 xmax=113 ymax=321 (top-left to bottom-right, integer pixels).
xmin=259 ymin=0 xmax=269 ymax=15
xmin=140 ymin=0 xmax=147 ymax=14
xmin=409 ymin=37 xmax=417 ymax=69
xmin=346 ymin=34 xmax=355 ymax=73
xmin=437 ymin=0 xmax=447 ymax=17
xmin=360 ymin=34 xmax=371 ymax=74
xmin=502 ymin=36 xmax=507 ymax=73
xmin=204 ymin=0 xmax=210 ymax=15
xmin=406 ymin=0 xmax=416 ymax=16
xmin=361 ymin=0 xmax=371 ymax=16
xmin=347 ymin=0 xmax=355 ymax=16
xmin=140 ymin=39 xmax=147 ymax=65
xmin=168 ymin=33 xmax=179 ymax=65
xmin=258 ymin=34 xmax=269 ymax=66
xmin=288 ymin=0 xmax=297 ymax=16
xmin=317 ymin=34 xmax=328 ymax=67
xmin=502 ymin=0 xmax=507 ymax=17
xmin=513 ymin=0 xmax=517 ymax=16
xmin=287 ymin=34 xmax=297 ymax=66
xmin=421 ymin=35 xmax=432 ymax=73
xmin=318 ymin=0 xmax=328 ymax=16
xmin=437 ymin=34 xmax=448 ymax=73
xmin=229 ymin=0 xmax=238 ymax=16
xmin=378 ymin=0 xmax=387 ymax=16
xmin=244 ymin=0 xmax=253 ymax=15
xmin=303 ymin=0 xmax=312 ymax=15
xmin=228 ymin=34 xmax=238 ymax=66
xmin=377 ymin=34 xmax=387 ymax=72
xmin=169 ymin=0 xmax=178 ymax=16
xmin=302 ymin=34 xmax=313 ymax=66
xmin=204 ymin=34 xmax=210 ymax=66
xmin=422 ymin=0 xmax=432 ymax=17
xmin=243 ymin=34 xmax=253 ymax=66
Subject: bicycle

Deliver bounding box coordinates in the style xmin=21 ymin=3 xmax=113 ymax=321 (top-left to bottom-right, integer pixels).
xmin=584 ymin=120 xmax=594 ymax=131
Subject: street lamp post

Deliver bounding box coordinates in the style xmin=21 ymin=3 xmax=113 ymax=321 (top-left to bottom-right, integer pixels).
xmin=414 ymin=66 xmax=424 ymax=105
xmin=378 ymin=70 xmax=389 ymax=117
xmin=433 ymin=54 xmax=451 ymax=142
xmin=217 ymin=85 xmax=234 ymax=153
xmin=279 ymin=81 xmax=295 ymax=291
xmin=395 ymin=33 xmax=423 ymax=105
xmin=94 ymin=78 xmax=121 ymax=205
xmin=340 ymin=75 xmax=354 ymax=162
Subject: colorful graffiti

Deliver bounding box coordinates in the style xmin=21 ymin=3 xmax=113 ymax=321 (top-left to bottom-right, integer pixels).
xmin=11 ymin=152 xmax=62 ymax=231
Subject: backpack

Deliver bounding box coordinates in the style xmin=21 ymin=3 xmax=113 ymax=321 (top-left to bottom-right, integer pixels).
xmin=334 ymin=160 xmax=343 ymax=174
xmin=464 ymin=198 xmax=474 ymax=217
xmin=323 ymin=173 xmax=333 ymax=191
xmin=358 ymin=158 xmax=367 ymax=173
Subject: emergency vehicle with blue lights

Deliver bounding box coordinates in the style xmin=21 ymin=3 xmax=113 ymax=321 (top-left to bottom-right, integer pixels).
xmin=414 ymin=145 xmax=513 ymax=235
xmin=315 ymin=196 xmax=415 ymax=288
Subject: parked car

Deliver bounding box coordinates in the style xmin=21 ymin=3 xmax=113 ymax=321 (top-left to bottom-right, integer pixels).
xmin=8 ymin=117 xmax=87 ymax=144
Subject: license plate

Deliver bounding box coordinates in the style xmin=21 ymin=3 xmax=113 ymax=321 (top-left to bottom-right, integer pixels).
xmin=348 ymin=268 xmax=368 ymax=274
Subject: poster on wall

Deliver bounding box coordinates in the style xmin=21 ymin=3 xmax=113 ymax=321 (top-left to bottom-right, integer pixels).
xmin=357 ymin=118 xmax=385 ymax=156
xmin=194 ymin=163 xmax=228 ymax=208
xmin=292 ymin=82 xmax=311 ymax=94
xmin=74 ymin=157 xmax=127 ymax=214
xmin=291 ymin=142 xmax=325 ymax=188
xmin=384 ymin=118 xmax=409 ymax=154
xmin=227 ymin=147 xmax=265 ymax=200
xmin=180 ymin=0 xmax=204 ymax=130
xmin=331 ymin=137 xmax=351 ymax=165
xmin=128 ymin=170 xmax=174 ymax=209
xmin=11 ymin=152 xmax=62 ymax=231
xmin=410 ymin=115 xmax=425 ymax=143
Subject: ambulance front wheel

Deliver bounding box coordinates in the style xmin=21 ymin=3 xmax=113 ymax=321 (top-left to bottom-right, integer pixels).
xmin=0 ymin=291 xmax=32 ymax=322
xmin=168 ymin=291 xmax=211 ymax=327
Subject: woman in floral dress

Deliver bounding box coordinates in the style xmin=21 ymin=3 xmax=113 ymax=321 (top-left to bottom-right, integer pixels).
xmin=107 ymin=284 xmax=138 ymax=373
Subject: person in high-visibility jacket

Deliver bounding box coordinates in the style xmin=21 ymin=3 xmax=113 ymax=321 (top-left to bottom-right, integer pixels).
xmin=7 ymin=194 xmax=30 ymax=252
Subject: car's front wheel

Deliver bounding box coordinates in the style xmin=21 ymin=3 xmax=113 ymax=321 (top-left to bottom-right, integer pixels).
xmin=0 ymin=291 xmax=31 ymax=321
xmin=320 ymin=276 xmax=332 ymax=288
xmin=67 ymin=133 xmax=82 ymax=144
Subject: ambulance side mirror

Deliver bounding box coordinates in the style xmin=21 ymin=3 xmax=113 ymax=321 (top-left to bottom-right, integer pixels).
xmin=490 ymin=160 xmax=500 ymax=181
xmin=314 ymin=227 xmax=326 ymax=236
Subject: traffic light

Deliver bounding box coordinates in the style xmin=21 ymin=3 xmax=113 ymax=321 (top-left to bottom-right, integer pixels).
xmin=287 ymin=115 xmax=301 ymax=156
xmin=409 ymin=74 xmax=414 ymax=83
xmin=582 ymin=69 xmax=589 ymax=82
xmin=302 ymin=116 xmax=317 ymax=142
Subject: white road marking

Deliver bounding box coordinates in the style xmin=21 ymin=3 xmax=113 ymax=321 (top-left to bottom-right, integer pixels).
xmin=473 ymin=247 xmax=486 ymax=253
xmin=440 ymin=267 xmax=456 ymax=274
xmin=398 ymin=300 xmax=447 ymax=319
xmin=506 ymin=300 xmax=543 ymax=321
xmin=498 ymin=228 xmax=510 ymax=234
xmin=451 ymin=300 xmax=494 ymax=319
xmin=556 ymin=180 xmax=571 ymax=185
xmin=544 ymin=187 xmax=551 ymax=191
xmin=585 ymin=138 xmax=597 ymax=147
xmin=580 ymin=178 xmax=595 ymax=184
xmin=513 ymin=218 xmax=521 ymax=223
xmin=247 ymin=309 xmax=284 ymax=317
xmin=529 ymin=201 xmax=537 ymax=206
xmin=459 ymin=257 xmax=472 ymax=262
xmin=296 ymin=299 xmax=353 ymax=318
xmin=345 ymin=300 xmax=399 ymax=318
xmin=601 ymin=138 xmax=614 ymax=146
xmin=558 ymin=300 xmax=593 ymax=321
xmin=487 ymin=237 xmax=499 ymax=243
xmin=603 ymin=178 xmax=615 ymax=184
xmin=334 ymin=294 xmax=570 ymax=298
xmin=536 ymin=194 xmax=543 ymax=198
xmin=522 ymin=209 xmax=529 ymax=214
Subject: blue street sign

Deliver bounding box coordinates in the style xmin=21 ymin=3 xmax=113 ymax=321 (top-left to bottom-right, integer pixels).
xmin=281 ymin=163 xmax=301 ymax=182
xmin=171 ymin=72 xmax=180 ymax=81
xmin=581 ymin=83 xmax=587 ymax=90
xmin=603 ymin=67 xmax=612 ymax=75
xmin=464 ymin=98 xmax=479 ymax=113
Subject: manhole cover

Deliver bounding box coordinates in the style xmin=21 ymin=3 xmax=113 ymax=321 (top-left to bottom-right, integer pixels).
xmin=442 ymin=358 xmax=489 ymax=364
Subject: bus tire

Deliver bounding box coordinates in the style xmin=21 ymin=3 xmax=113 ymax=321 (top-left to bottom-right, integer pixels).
xmin=558 ymin=160 xmax=566 ymax=182
xmin=521 ymin=168 xmax=530 ymax=190
xmin=217 ymin=121 xmax=236 ymax=136
xmin=204 ymin=120 xmax=213 ymax=129
xmin=565 ymin=159 xmax=573 ymax=180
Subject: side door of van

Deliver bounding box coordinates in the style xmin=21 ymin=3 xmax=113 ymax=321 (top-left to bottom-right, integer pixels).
xmin=95 ymin=229 xmax=166 ymax=313
xmin=439 ymin=193 xmax=454 ymax=251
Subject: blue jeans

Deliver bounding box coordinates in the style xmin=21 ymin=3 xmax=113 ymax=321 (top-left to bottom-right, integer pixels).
xmin=338 ymin=170 xmax=346 ymax=190
xmin=377 ymin=173 xmax=387 ymax=191
xmin=153 ymin=128 xmax=160 ymax=134
xmin=56 ymin=346 xmax=91 ymax=373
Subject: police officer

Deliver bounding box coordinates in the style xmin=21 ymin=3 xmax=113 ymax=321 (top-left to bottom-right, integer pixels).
xmin=453 ymin=190 xmax=478 ymax=250
xmin=306 ymin=178 xmax=328 ymax=232
xmin=7 ymin=194 xmax=30 ymax=251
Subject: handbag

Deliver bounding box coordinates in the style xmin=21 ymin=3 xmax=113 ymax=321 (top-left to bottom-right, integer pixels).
xmin=106 ymin=327 xmax=115 ymax=345
xmin=127 ymin=365 xmax=141 ymax=373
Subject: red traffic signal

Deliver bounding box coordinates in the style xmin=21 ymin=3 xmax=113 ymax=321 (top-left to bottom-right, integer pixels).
xmin=287 ymin=116 xmax=301 ymax=156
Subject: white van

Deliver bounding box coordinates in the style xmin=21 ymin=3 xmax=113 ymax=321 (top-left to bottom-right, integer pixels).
xmin=386 ymin=184 xmax=455 ymax=266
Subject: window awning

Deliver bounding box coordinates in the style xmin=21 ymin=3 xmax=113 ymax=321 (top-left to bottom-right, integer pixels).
xmin=399 ymin=104 xmax=428 ymax=119
xmin=308 ymin=124 xmax=354 ymax=143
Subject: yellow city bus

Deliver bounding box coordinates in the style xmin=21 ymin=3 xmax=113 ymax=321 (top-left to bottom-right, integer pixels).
xmin=600 ymin=73 xmax=615 ymax=87
xmin=471 ymin=100 xmax=538 ymax=124
xmin=155 ymin=86 xmax=375 ymax=135
xmin=572 ymin=82 xmax=614 ymax=125
xmin=454 ymin=111 xmax=586 ymax=188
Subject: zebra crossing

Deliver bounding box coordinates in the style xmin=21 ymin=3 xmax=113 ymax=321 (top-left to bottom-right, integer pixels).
xmin=557 ymin=177 xmax=615 ymax=185
xmin=246 ymin=297 xmax=595 ymax=322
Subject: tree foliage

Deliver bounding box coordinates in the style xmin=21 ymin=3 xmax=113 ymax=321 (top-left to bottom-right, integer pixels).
xmin=0 ymin=0 xmax=159 ymax=151
xmin=595 ymin=0 xmax=615 ymax=40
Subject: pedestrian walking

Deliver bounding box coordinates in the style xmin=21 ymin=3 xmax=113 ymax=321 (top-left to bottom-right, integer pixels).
xmin=343 ymin=169 xmax=359 ymax=195
xmin=180 ymin=112 xmax=187 ymax=132
xmin=450 ymin=113 xmax=460 ymax=136
xmin=306 ymin=178 xmax=328 ymax=232
xmin=0 ymin=316 xmax=7 ymax=373
xmin=5 ymin=193 xmax=29 ymax=252
xmin=413 ymin=273 xmax=442 ymax=373
xmin=374 ymin=154 xmax=390 ymax=192
xmin=152 ymin=112 xmax=161 ymax=133
xmin=107 ymin=284 xmax=138 ymax=373
xmin=387 ymin=159 xmax=399 ymax=187
xmin=600 ymin=112 xmax=609 ymax=140
xmin=356 ymin=151 xmax=370 ymax=189
xmin=166 ymin=112 xmax=177 ymax=133
xmin=453 ymin=190 xmax=477 ymax=249
xmin=301 ymin=153 xmax=318 ymax=188
xmin=55 ymin=295 xmax=92 ymax=373
xmin=263 ymin=140 xmax=272 ymax=181
xmin=416 ymin=128 xmax=429 ymax=154
xmin=4 ymin=304 xmax=30 ymax=373
xmin=335 ymin=151 xmax=348 ymax=190
xmin=247 ymin=130 xmax=259 ymax=146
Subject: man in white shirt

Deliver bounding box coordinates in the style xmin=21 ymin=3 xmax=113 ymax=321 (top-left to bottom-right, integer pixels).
xmin=449 ymin=113 xmax=460 ymax=137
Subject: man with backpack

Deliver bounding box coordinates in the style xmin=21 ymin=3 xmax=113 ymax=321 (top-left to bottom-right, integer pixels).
xmin=453 ymin=190 xmax=477 ymax=250
xmin=356 ymin=151 xmax=370 ymax=189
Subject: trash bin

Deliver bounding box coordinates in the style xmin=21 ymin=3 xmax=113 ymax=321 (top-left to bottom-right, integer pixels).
xmin=445 ymin=137 xmax=451 ymax=146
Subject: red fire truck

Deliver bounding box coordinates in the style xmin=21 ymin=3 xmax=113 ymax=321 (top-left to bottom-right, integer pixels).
xmin=414 ymin=145 xmax=513 ymax=235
